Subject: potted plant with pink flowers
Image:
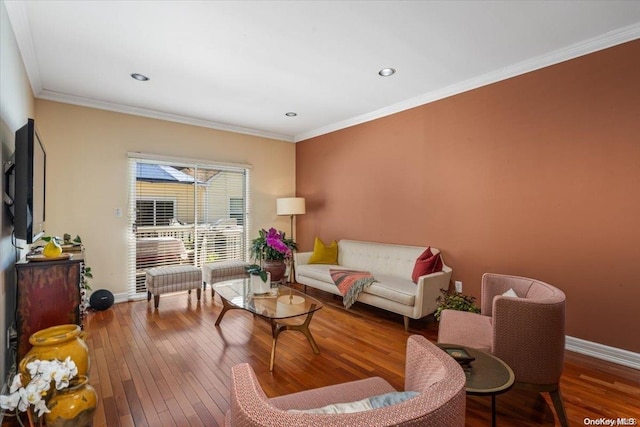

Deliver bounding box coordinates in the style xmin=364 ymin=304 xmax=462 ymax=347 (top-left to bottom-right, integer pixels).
xmin=249 ymin=228 xmax=297 ymax=282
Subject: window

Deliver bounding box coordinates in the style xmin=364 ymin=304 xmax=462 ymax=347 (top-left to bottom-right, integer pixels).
xmin=229 ymin=198 xmax=244 ymax=226
xmin=127 ymin=155 xmax=252 ymax=299
xmin=136 ymin=199 xmax=176 ymax=226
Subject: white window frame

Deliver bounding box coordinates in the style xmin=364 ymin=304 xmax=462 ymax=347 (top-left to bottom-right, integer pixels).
xmin=127 ymin=153 xmax=252 ymax=300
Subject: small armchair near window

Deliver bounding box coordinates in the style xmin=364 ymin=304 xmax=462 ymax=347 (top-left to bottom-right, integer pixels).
xmin=437 ymin=273 xmax=568 ymax=427
xmin=225 ymin=335 xmax=466 ymax=426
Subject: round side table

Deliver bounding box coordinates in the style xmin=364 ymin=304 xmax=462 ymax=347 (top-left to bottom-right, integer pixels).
xmin=438 ymin=344 xmax=515 ymax=427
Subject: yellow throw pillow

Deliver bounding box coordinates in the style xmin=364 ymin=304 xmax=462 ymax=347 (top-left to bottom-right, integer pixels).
xmin=308 ymin=238 xmax=338 ymax=264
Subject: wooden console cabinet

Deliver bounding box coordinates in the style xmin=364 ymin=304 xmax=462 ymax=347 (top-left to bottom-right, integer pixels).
xmin=15 ymin=255 xmax=84 ymax=359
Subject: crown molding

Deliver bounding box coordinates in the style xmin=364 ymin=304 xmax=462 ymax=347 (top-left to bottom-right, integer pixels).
xmin=294 ymin=22 xmax=640 ymax=142
xmin=38 ymin=90 xmax=294 ymax=143
xmin=7 ymin=0 xmax=639 ymax=144
xmin=5 ymin=1 xmax=292 ymax=142
xmin=4 ymin=0 xmax=42 ymax=96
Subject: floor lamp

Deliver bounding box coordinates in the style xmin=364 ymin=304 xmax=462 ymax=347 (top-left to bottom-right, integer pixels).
xmin=276 ymin=197 xmax=306 ymax=283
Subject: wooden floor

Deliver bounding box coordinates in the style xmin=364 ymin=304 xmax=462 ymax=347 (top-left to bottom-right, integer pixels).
xmin=84 ymin=284 xmax=640 ymax=426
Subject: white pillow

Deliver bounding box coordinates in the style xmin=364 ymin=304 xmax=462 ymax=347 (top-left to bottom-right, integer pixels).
xmin=288 ymin=391 xmax=419 ymax=414
xmin=502 ymin=288 xmax=518 ymax=298
xmin=289 ymin=397 xmax=373 ymax=414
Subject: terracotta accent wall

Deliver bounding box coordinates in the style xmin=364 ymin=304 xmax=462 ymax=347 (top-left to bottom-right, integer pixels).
xmin=296 ymin=40 xmax=640 ymax=353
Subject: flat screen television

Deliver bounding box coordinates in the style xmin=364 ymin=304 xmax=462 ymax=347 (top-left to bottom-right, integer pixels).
xmin=13 ymin=118 xmax=46 ymax=244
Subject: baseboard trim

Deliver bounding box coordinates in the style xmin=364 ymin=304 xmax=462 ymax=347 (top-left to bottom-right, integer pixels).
xmin=566 ymin=336 xmax=640 ymax=370
xmin=113 ymin=292 xmax=130 ymax=304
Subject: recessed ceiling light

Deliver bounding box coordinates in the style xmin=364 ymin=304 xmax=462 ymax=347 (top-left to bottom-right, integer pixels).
xmin=131 ymin=73 xmax=149 ymax=81
xmin=285 ymin=112 xmax=297 ymax=117
xmin=378 ymin=68 xmax=396 ymax=77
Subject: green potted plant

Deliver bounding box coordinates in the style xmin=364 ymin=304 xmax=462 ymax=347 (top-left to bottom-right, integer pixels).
xmin=434 ymin=288 xmax=480 ymax=321
xmin=250 ymin=228 xmax=297 ymax=282
xmin=246 ymin=264 xmax=268 ymax=282
xmin=62 ymin=234 xmax=92 ymax=314
xmin=245 ymin=264 xmax=271 ymax=294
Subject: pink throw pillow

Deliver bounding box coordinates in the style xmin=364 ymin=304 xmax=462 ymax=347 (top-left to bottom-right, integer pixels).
xmin=411 ymin=247 xmax=443 ymax=283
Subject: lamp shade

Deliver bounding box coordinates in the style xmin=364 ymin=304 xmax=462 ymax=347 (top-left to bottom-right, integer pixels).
xmin=276 ymin=197 xmax=306 ymax=216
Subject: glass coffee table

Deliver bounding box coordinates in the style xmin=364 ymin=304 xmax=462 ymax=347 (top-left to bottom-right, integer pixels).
xmin=214 ymin=278 xmax=323 ymax=371
xmin=438 ymin=344 xmax=515 ymax=427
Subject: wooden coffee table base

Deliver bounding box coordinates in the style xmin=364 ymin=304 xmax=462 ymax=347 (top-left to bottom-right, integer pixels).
xmin=214 ymin=285 xmax=322 ymax=372
xmin=214 ymin=295 xmax=238 ymax=326
xmin=269 ymin=305 xmax=320 ymax=371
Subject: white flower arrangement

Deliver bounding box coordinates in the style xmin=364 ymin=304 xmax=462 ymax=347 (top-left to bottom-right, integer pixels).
xmin=0 ymin=357 xmax=78 ymax=427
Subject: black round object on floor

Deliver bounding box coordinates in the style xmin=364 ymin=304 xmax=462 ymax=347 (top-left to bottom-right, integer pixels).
xmin=90 ymin=289 xmax=114 ymax=311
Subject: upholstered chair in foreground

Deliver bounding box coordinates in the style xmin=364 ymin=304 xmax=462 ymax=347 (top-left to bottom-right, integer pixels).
xmin=437 ymin=273 xmax=568 ymax=427
xmin=225 ymin=335 xmax=466 ymax=426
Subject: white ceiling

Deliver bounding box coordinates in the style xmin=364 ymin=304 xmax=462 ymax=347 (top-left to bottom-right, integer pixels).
xmin=6 ymin=1 xmax=640 ymax=143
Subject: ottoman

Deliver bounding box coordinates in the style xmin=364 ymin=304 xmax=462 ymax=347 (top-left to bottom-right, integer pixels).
xmin=146 ymin=265 xmax=202 ymax=309
xmin=202 ymin=260 xmax=250 ymax=296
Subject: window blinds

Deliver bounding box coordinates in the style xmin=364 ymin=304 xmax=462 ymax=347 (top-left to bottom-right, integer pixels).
xmin=127 ymin=156 xmax=251 ymax=299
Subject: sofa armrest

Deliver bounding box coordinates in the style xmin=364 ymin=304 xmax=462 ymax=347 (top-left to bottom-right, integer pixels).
xmin=404 ymin=335 xmax=465 ymax=392
xmin=414 ymin=264 xmax=453 ymax=319
xmin=492 ymin=295 xmax=565 ymax=384
xmin=228 ymin=363 xmax=285 ymax=425
xmin=294 ymin=252 xmax=313 ymax=283
xmin=404 ymin=335 xmax=466 ymax=426
xmin=481 ymin=273 xmax=535 ymax=316
xmin=481 ymin=280 xmax=502 ymax=316
xmin=294 ymin=251 xmax=312 ymax=267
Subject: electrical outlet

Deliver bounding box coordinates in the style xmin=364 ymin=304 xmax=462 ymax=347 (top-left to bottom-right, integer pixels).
xmin=455 ymin=281 xmax=463 ymax=292
xmin=115 ymin=207 xmax=123 ymax=217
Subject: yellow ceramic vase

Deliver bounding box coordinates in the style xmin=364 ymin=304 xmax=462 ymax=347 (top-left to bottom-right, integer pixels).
xmin=22 ymin=324 xmax=89 ymax=377
xmin=44 ymin=375 xmax=97 ymax=427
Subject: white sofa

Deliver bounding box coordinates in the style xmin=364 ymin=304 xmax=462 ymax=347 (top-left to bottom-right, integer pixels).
xmin=294 ymin=240 xmax=452 ymax=330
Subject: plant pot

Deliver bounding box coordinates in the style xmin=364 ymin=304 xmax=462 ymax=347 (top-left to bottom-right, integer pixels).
xmin=21 ymin=324 xmax=90 ymax=377
xmin=45 ymin=375 xmax=97 ymax=427
xmin=250 ymin=272 xmax=271 ymax=294
xmin=262 ymin=259 xmax=286 ymax=283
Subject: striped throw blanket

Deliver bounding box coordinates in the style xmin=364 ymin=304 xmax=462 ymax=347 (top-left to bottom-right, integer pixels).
xmin=330 ymin=269 xmax=377 ymax=309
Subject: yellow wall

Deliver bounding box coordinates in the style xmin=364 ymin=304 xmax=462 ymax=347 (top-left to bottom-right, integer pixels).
xmin=35 ymin=100 xmax=296 ymax=297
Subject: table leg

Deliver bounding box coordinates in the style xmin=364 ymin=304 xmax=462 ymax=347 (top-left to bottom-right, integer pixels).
xmin=214 ymin=297 xmax=236 ymax=326
xmin=491 ymin=395 xmax=496 ymax=427
xmin=269 ymin=322 xmax=279 ymax=372
xmin=269 ymin=305 xmax=320 ymax=371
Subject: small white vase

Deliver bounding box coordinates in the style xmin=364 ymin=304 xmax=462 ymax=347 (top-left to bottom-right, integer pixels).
xmin=250 ymin=272 xmax=271 ymax=294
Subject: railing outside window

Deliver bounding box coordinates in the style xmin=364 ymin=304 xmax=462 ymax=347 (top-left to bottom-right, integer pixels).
xmin=133 ymin=224 xmax=244 ymax=293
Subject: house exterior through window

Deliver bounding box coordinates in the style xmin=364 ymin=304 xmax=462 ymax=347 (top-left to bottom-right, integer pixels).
xmin=136 ymin=199 xmax=176 ymax=226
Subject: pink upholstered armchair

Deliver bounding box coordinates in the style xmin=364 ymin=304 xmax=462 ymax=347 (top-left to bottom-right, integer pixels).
xmin=437 ymin=273 xmax=567 ymax=427
xmin=225 ymin=335 xmax=466 ymax=426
